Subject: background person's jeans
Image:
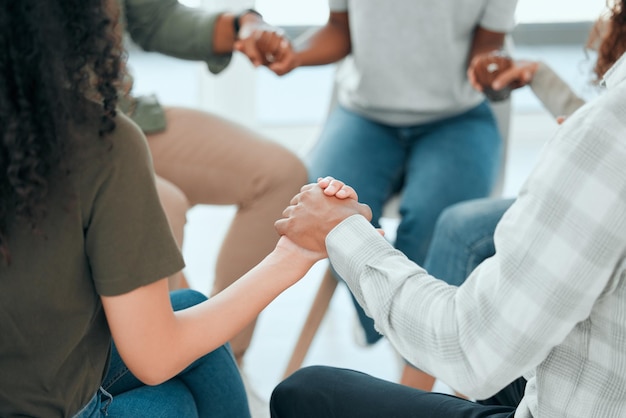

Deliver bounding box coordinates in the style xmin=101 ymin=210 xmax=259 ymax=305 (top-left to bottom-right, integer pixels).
xmin=424 ymin=197 xmax=515 ymax=286
xmin=308 ymin=103 xmax=503 ymax=344
xmin=98 ymin=289 xmax=250 ymax=418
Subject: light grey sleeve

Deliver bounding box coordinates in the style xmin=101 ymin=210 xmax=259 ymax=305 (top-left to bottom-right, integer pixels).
xmin=529 ymin=62 xmax=587 ymax=118
xmin=480 ymin=0 xmax=518 ymax=32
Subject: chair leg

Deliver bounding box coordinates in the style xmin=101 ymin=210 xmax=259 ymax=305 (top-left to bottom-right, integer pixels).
xmin=283 ymin=268 xmax=338 ymax=379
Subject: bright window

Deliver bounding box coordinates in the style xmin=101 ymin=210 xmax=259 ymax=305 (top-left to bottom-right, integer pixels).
xmin=255 ymin=0 xmax=610 ymax=25
xmin=179 ymin=0 xmax=201 ymax=7
xmin=516 ymin=0 xmax=608 ymax=23
xmin=255 ymin=0 xmax=328 ymax=26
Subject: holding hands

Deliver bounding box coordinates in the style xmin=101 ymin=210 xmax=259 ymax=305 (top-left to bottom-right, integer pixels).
xmin=275 ymin=177 xmax=372 ymax=258
xmin=468 ymin=51 xmax=540 ymax=95
xmin=234 ymin=15 xmax=295 ymax=70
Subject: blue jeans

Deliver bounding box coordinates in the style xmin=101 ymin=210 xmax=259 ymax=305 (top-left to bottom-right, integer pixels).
xmin=73 ymin=387 xmax=112 ymax=418
xmin=424 ymin=197 xmax=515 ymax=286
xmin=74 ymin=289 xmax=250 ymax=418
xmin=308 ymin=103 xmax=503 ymax=343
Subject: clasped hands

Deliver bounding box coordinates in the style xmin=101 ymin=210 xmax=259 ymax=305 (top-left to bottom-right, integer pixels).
xmin=274 ymin=177 xmax=373 ymax=261
xmin=234 ymin=21 xmax=298 ymax=75
xmin=467 ymin=51 xmax=539 ymax=94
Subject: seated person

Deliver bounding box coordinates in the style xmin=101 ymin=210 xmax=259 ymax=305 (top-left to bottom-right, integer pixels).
xmin=0 ymin=2 xmax=317 ymax=416
xmin=270 ymin=47 xmax=626 ymax=416
xmin=399 ymin=0 xmax=626 ymax=391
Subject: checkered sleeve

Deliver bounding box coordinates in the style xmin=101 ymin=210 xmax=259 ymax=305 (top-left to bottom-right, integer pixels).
xmin=328 ymin=83 xmax=626 ymax=399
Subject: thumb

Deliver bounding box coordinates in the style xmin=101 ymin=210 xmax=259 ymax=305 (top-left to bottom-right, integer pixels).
xmin=269 ymin=62 xmax=291 ymax=76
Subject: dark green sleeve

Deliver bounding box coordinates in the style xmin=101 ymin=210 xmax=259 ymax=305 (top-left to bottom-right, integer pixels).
xmin=123 ymin=0 xmax=231 ymax=74
xmin=84 ymin=114 xmax=185 ymax=296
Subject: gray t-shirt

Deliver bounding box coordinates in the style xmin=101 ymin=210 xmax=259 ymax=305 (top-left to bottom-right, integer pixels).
xmin=329 ymin=0 xmax=518 ymax=125
xmin=0 ymin=107 xmax=184 ymax=417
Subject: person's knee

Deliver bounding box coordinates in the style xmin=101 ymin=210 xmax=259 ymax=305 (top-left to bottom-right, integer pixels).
xmin=437 ymin=198 xmax=511 ymax=242
xmin=436 ymin=201 xmax=477 ymax=236
xmin=271 ymin=366 xmax=333 ymax=416
xmin=266 ymin=146 xmax=308 ymax=190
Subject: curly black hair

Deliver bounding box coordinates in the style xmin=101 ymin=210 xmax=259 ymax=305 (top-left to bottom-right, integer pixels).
xmin=0 ymin=0 xmax=122 ymax=263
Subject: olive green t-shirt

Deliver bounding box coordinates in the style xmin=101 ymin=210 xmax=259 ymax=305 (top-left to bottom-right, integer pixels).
xmin=0 ymin=109 xmax=184 ymax=417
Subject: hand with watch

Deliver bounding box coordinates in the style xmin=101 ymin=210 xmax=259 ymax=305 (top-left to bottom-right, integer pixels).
xmin=233 ymin=9 xmax=292 ymax=68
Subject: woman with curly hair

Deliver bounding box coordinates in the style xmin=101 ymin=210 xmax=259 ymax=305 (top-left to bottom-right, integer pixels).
xmin=0 ymin=1 xmax=317 ymax=417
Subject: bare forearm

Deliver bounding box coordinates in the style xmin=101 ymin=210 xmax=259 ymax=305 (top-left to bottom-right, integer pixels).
xmin=294 ymin=29 xmax=350 ymax=66
xmin=467 ymin=26 xmax=506 ymax=68
xmin=103 ymin=244 xmax=316 ymax=385
xmin=172 ymin=250 xmax=312 ymax=365
xmin=293 ymin=12 xmax=351 ymax=67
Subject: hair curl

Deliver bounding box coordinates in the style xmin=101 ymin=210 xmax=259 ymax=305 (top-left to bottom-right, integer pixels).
xmin=594 ymin=0 xmax=626 ymax=79
xmin=0 ymin=0 xmax=122 ymax=263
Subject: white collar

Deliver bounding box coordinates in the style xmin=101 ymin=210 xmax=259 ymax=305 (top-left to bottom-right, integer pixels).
xmin=602 ymin=52 xmax=626 ymax=89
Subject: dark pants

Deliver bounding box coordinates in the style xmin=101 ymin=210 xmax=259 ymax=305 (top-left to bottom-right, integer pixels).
xmin=271 ymin=366 xmax=524 ymax=418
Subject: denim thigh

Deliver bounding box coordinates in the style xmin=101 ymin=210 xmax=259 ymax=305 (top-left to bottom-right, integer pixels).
xmin=424 ymin=197 xmax=515 ymax=286
xmin=395 ymin=101 xmax=503 ymax=264
xmin=72 ymin=387 xmax=112 ymax=418
xmin=307 ymin=105 xmax=406 ymax=227
xmin=308 ymin=103 xmax=501 ymax=342
xmin=308 ymin=103 xmax=502 ymax=264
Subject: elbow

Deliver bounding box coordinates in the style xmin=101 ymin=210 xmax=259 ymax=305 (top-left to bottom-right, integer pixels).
xmin=119 ymin=352 xmax=178 ymax=386
xmin=126 ymin=363 xmax=171 ymax=386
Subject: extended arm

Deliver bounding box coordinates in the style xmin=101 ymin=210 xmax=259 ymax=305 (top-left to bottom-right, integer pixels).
xmin=102 ymin=236 xmax=318 ymax=385
xmin=469 ymin=58 xmax=586 ymax=119
xmin=528 ymin=62 xmax=586 ymax=118
xmin=123 ymin=0 xmax=284 ymax=73
xmin=264 ymin=11 xmax=351 ymax=76
xmin=467 ymin=26 xmax=507 ymax=70
xmin=124 ymin=0 xmax=224 ymax=67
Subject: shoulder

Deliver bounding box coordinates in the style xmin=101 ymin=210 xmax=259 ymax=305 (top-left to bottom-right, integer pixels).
xmin=109 ymin=111 xmax=151 ymax=161
xmin=69 ymin=107 xmax=153 ymax=180
xmin=549 ymin=82 xmax=626 ymax=161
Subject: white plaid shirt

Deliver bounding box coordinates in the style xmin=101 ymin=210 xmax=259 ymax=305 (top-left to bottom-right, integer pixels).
xmin=327 ymin=55 xmax=626 ymax=417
